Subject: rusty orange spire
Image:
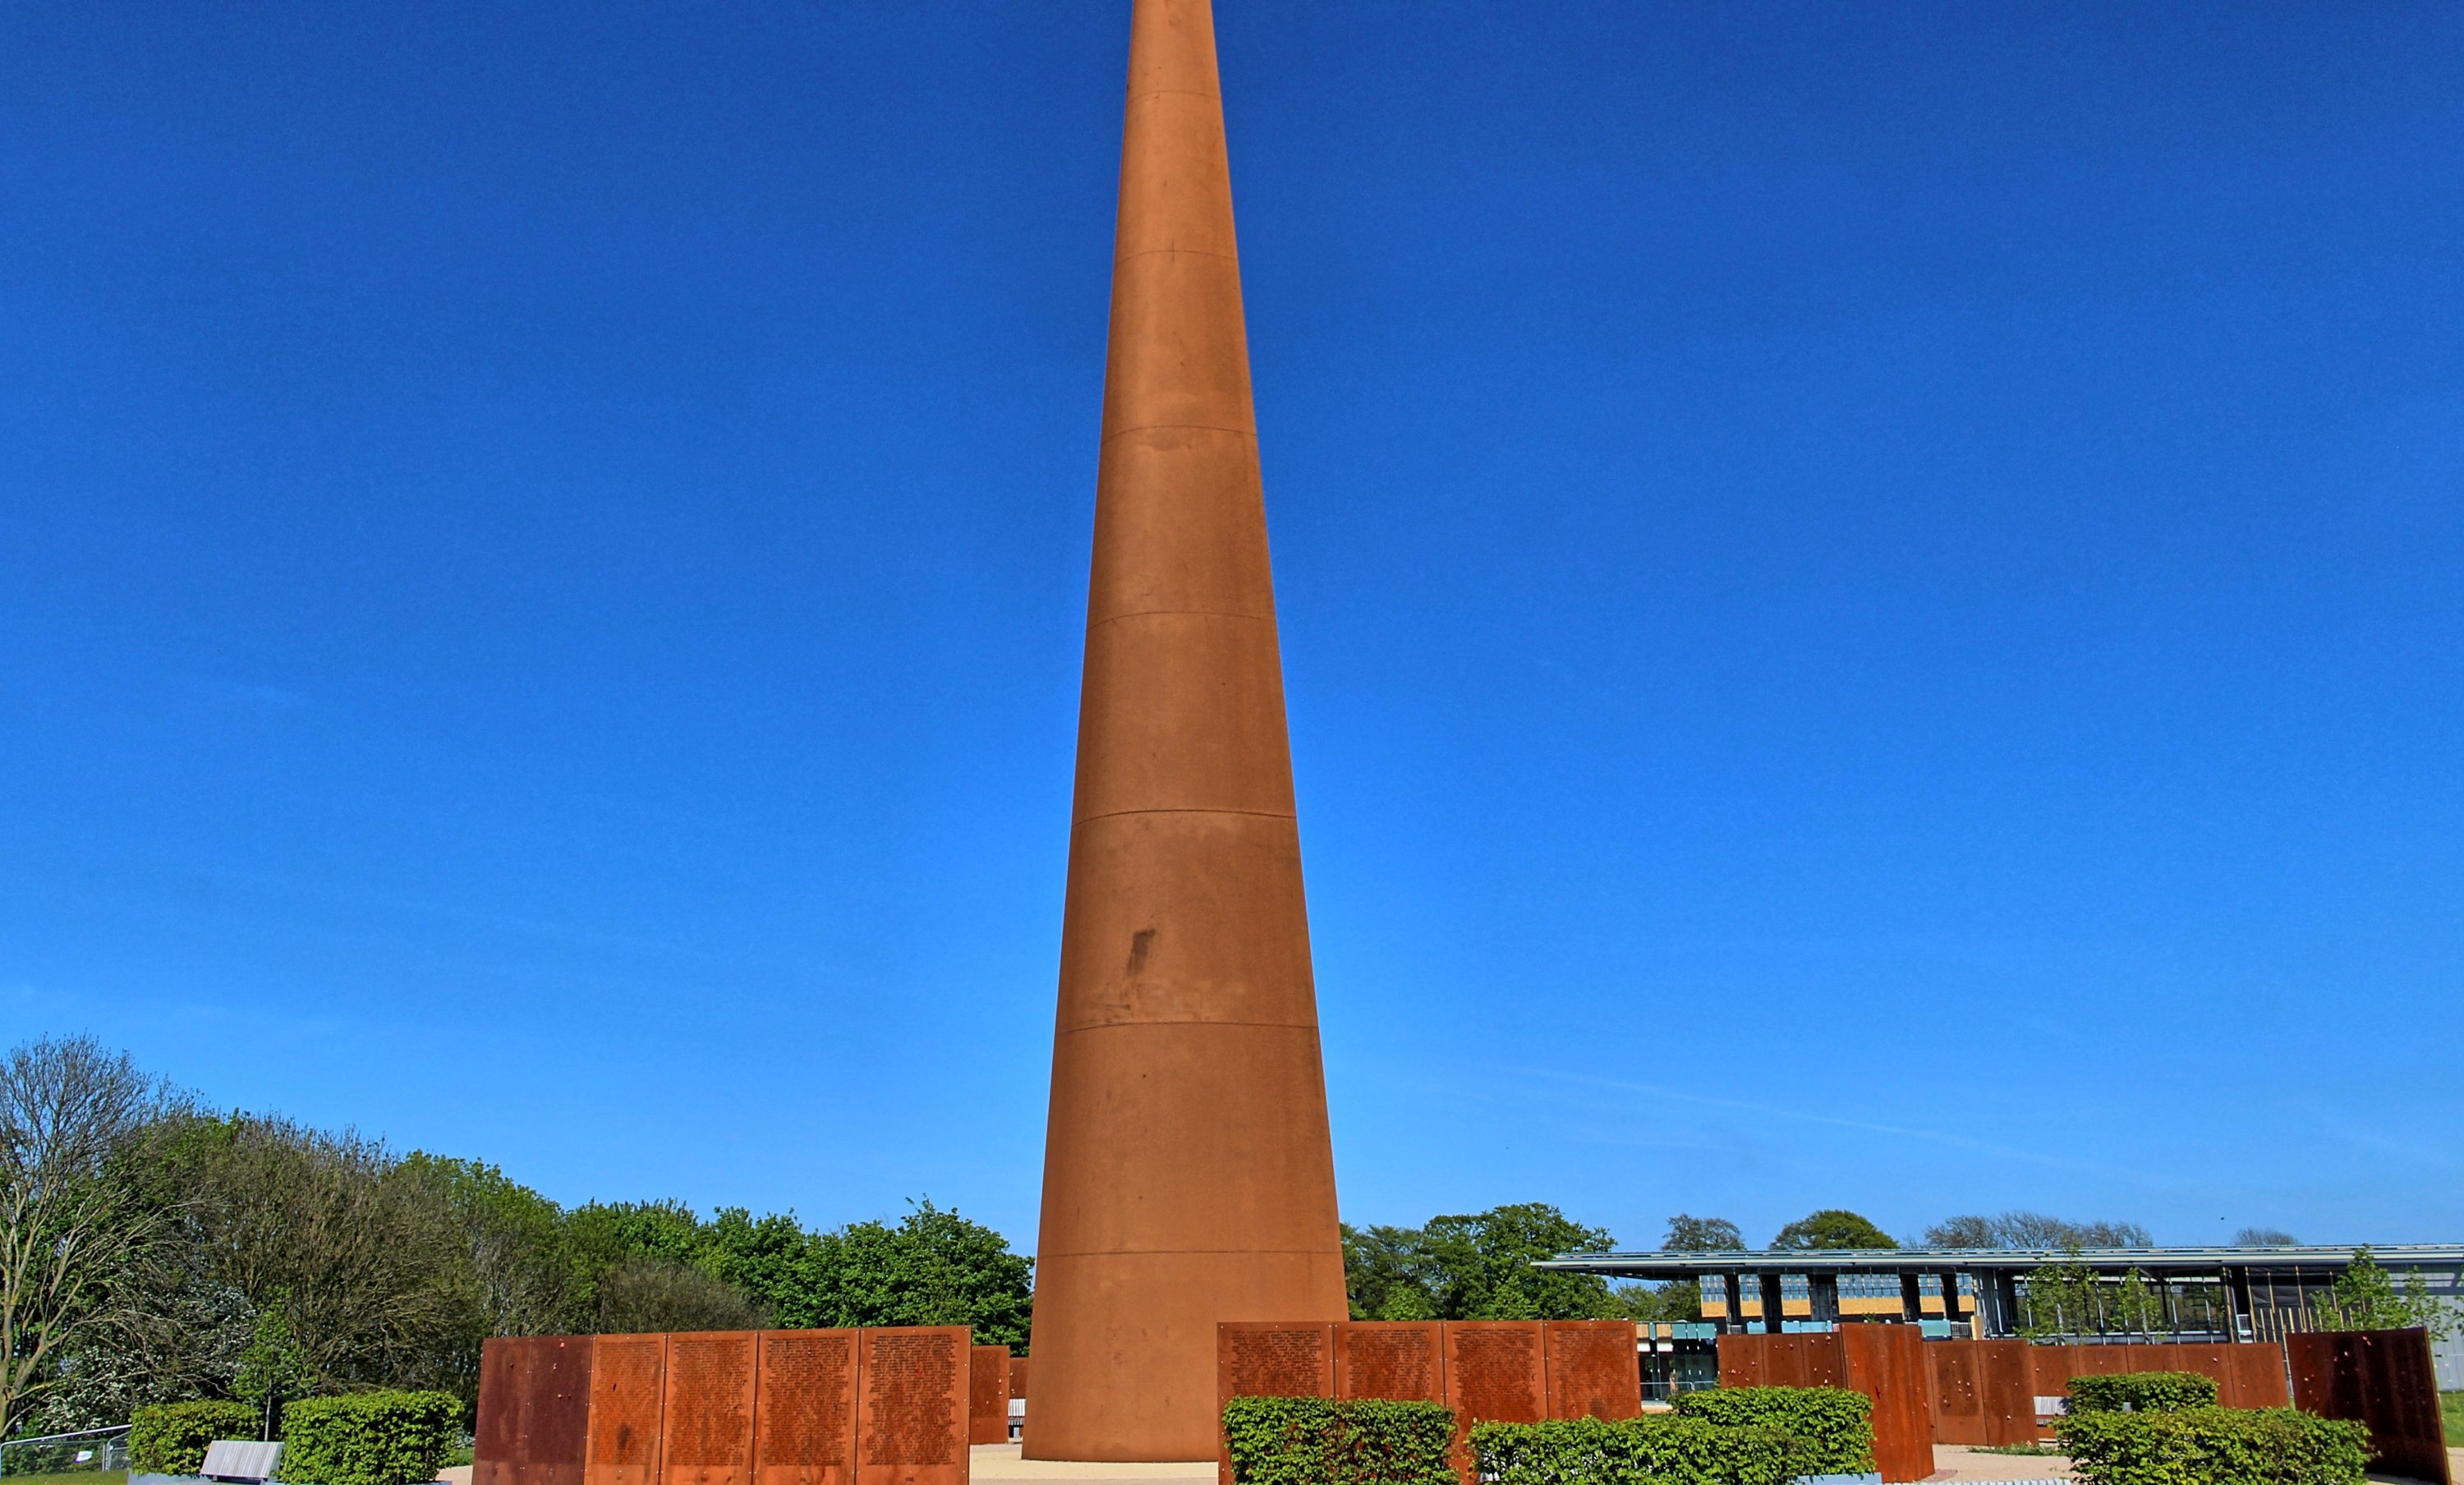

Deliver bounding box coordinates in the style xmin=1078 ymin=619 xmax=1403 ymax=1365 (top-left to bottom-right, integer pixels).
xmin=1023 ymin=0 xmax=1346 ymax=1462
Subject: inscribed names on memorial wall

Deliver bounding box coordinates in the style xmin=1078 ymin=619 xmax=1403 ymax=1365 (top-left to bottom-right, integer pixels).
xmin=756 ymin=1331 xmax=857 ymax=1485
xmin=1215 ymin=1319 xmax=1660 ymax=1485
xmin=663 ymin=1333 xmax=756 ymax=1485
xmin=1215 ymin=1326 xmax=1335 ymax=1485
xmin=1216 ymin=1324 xmax=1335 ymax=1402
xmin=857 ymin=1326 xmax=968 ymax=1485
xmin=1442 ymin=1323 xmax=1547 ymax=1425
xmin=1333 ymin=1322 xmax=1444 ymax=1404
xmin=480 ymin=1329 xmax=968 ymax=1485
xmin=1542 ymin=1322 xmax=1639 ymax=1422
xmin=586 ymin=1336 xmax=668 ymax=1485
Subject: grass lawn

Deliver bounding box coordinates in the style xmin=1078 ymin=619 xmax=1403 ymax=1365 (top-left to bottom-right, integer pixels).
xmin=2 ymin=1474 xmax=130 ymax=1485
xmin=2442 ymin=1389 xmax=2463 ymax=1444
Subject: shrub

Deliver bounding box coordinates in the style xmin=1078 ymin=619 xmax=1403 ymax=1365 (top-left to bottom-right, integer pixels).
xmin=1472 ymin=1415 xmax=1818 ymax=1485
xmin=2070 ymin=1372 xmax=2220 ymax=1414
xmin=1674 ymin=1386 xmax=1875 ymax=1474
xmin=277 ymin=1391 xmax=462 ymax=1485
xmin=1221 ymin=1396 xmax=1455 ymax=1485
xmin=132 ymin=1400 xmax=263 ymax=1474
xmin=2058 ymin=1406 xmax=2370 ymax=1485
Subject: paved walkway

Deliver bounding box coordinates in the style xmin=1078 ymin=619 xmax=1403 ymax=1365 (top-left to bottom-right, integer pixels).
xmin=970 ymin=1445 xmax=1211 ymax=1485
xmin=453 ymin=1437 xmax=2464 ymax=1485
xmin=1928 ymin=1445 xmax=2074 ymax=1481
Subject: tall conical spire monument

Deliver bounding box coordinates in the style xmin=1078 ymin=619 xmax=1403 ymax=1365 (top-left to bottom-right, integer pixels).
xmin=1024 ymin=0 xmax=1347 ymax=1463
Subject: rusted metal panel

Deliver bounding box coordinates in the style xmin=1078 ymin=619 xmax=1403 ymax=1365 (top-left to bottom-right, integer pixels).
xmin=855 ymin=1326 xmax=969 ymax=1485
xmin=968 ymin=1346 xmax=1011 ymax=1447
xmin=1717 ymin=1332 xmax=1845 ymax=1389
xmin=756 ymin=1330 xmax=858 ymax=1485
xmin=478 ymin=1336 xmax=595 ymax=1485
xmin=662 ymin=1332 xmax=757 ymax=1485
xmin=2289 ymin=1328 xmax=2450 ymax=1485
xmin=1445 ymin=1322 xmax=1548 ymax=1485
xmin=1542 ymin=1321 xmax=1640 ymax=1422
xmin=1926 ymin=1340 xmax=1985 ymax=1445
xmin=1006 ymin=1356 xmax=1027 ymax=1400
xmin=1716 ymin=1333 xmax=1767 ymax=1387
xmin=1838 ymin=1324 xmax=1933 ymax=1484
xmin=1216 ymin=1323 xmax=1335 ymax=1485
xmin=1972 ymin=1340 xmax=2034 ymax=1446
xmin=2223 ymin=1344 xmax=2288 ymax=1408
xmin=1334 ymin=1322 xmax=1446 ymax=1404
xmin=588 ymin=1335 xmax=669 ymax=1485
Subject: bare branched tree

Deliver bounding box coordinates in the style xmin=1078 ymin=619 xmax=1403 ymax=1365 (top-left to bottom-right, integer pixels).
xmin=163 ymin=1115 xmax=479 ymax=1395
xmin=0 ymin=1036 xmax=177 ymax=1437
xmin=1921 ymin=1211 xmax=2154 ymax=1249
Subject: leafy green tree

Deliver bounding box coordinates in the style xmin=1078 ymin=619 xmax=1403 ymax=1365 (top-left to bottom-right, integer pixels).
xmin=1769 ymin=1210 xmax=1896 ymax=1251
xmin=1417 ymin=1204 xmax=1619 ymax=1320
xmin=2109 ymin=1268 xmax=2164 ymax=1336
xmin=803 ymin=1201 xmax=1035 ymax=1347
xmin=1662 ymin=1216 xmax=1744 ymax=1252
xmin=2019 ymin=1248 xmax=2100 ymax=1339
xmin=1338 ymin=1205 xmax=1621 ymax=1322
xmin=595 ymin=1259 xmax=768 ymax=1334
xmin=1342 ymin=1224 xmax=1436 ymax=1321
xmin=401 ymin=1156 xmax=577 ymax=1342
xmin=2312 ymin=1247 xmax=2457 ymax=1341
xmin=233 ymin=1303 xmax=310 ymax=1440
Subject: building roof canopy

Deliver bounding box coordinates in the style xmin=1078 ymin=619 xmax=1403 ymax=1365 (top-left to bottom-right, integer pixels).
xmin=1536 ymin=1244 xmax=2464 ymax=1276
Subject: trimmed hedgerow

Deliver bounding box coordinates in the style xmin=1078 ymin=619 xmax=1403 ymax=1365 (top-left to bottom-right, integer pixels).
xmin=1221 ymin=1396 xmax=1455 ymax=1485
xmin=276 ymin=1391 xmax=461 ymax=1485
xmin=1472 ymin=1414 xmax=1818 ymax=1485
xmin=2058 ymin=1406 xmax=2370 ymax=1485
xmin=2069 ymin=1372 xmax=2221 ymax=1414
xmin=1673 ymin=1386 xmax=1875 ymax=1475
xmin=131 ymin=1400 xmax=263 ymax=1474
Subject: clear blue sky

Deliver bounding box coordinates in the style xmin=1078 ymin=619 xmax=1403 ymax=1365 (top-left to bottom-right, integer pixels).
xmin=5 ymin=1 xmax=2459 ymax=1255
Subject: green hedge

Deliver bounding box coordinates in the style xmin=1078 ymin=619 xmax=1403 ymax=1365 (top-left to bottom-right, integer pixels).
xmin=1473 ymin=1415 xmax=1817 ymax=1485
xmin=2057 ymin=1406 xmax=2370 ymax=1485
xmin=2070 ymin=1372 xmax=2221 ymax=1414
xmin=1674 ymin=1386 xmax=1875 ymax=1475
xmin=1221 ymin=1396 xmax=1456 ymax=1485
xmin=277 ymin=1391 xmax=461 ymax=1485
xmin=131 ymin=1400 xmax=263 ymax=1474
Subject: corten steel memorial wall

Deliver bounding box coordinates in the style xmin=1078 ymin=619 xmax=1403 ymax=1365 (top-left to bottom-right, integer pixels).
xmin=1216 ymin=1321 xmax=1639 ymax=1485
xmin=1026 ymin=0 xmax=1349 ymax=1459
xmin=2022 ymin=1340 xmax=2288 ymax=1418
xmin=2289 ymin=1327 xmax=2450 ymax=1485
xmin=1922 ymin=1339 xmax=2033 ymax=1448
xmin=1726 ymin=1334 xmax=2295 ymax=1455
xmin=479 ymin=1329 xmax=968 ymax=1485
xmin=968 ymin=1347 xmax=1012 ymax=1447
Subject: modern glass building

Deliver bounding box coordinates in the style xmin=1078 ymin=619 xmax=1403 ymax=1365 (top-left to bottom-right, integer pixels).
xmin=1538 ymin=1244 xmax=2464 ymax=1386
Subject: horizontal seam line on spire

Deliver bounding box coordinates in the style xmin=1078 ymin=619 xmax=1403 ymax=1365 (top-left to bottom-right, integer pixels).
xmin=1087 ymin=607 xmax=1271 ymax=627
xmin=1055 ymin=1022 xmax=1317 ymax=1036
xmin=1073 ymin=806 xmax=1294 ymax=825
xmin=1101 ymin=423 xmax=1254 ymax=441
xmin=1125 ymin=88 xmax=1221 ymax=104
xmin=1113 ymin=246 xmax=1236 ymax=267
